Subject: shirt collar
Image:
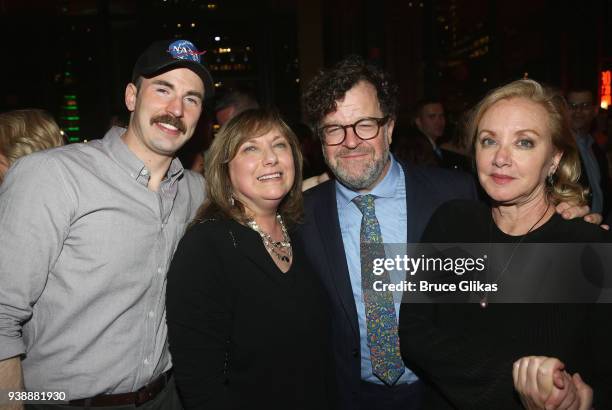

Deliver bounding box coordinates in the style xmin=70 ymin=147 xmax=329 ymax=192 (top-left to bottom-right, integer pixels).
xmin=168 ymin=157 xmax=184 ymax=178
xmin=422 ymin=132 xmax=437 ymax=149
xmin=103 ymin=126 xmax=185 ymax=186
xmin=335 ymin=154 xmax=401 ymax=210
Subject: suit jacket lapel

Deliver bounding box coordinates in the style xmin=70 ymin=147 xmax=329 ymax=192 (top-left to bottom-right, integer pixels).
xmin=315 ymin=182 xmax=360 ymax=339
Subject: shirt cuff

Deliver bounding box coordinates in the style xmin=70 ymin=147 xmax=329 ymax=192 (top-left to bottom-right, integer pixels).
xmin=0 ymin=337 xmax=25 ymax=361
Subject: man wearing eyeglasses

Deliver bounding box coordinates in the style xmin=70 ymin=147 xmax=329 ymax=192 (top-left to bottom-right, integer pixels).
xmin=298 ymin=55 xmax=477 ymax=410
xmin=567 ymin=88 xmax=610 ymax=220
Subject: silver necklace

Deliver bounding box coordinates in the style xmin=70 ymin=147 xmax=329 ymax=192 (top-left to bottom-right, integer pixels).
xmin=481 ymin=203 xmax=550 ymax=308
xmin=247 ymin=214 xmax=292 ymax=264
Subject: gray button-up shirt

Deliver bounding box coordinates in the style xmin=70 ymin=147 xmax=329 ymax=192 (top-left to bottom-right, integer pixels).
xmin=0 ymin=127 xmax=205 ymax=399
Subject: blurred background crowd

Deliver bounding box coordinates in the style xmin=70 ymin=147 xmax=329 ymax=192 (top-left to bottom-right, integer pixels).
xmin=0 ymin=0 xmax=611 ymax=185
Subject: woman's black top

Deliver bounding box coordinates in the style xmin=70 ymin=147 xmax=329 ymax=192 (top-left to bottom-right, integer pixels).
xmin=166 ymin=218 xmax=334 ymax=410
xmin=399 ymin=199 xmax=612 ymax=409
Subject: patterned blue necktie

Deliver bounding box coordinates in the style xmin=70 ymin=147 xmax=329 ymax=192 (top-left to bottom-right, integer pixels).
xmin=353 ymin=194 xmax=405 ymax=386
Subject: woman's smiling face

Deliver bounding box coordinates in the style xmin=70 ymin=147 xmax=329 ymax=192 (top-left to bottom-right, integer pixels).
xmin=475 ymin=97 xmax=562 ymax=206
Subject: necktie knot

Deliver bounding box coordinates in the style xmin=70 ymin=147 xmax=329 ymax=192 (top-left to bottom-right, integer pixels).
xmin=353 ymin=194 xmax=376 ymax=218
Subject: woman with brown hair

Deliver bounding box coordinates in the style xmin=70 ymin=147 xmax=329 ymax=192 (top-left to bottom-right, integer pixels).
xmin=399 ymin=79 xmax=611 ymax=409
xmin=166 ymin=109 xmax=333 ymax=409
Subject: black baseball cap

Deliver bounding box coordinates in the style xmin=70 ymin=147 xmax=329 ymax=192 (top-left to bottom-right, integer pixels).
xmin=132 ymin=39 xmax=214 ymax=99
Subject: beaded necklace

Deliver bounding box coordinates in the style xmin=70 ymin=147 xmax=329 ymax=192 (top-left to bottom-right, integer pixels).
xmin=247 ymin=214 xmax=292 ymax=264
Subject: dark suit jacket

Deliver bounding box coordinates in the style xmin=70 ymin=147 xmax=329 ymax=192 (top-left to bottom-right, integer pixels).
xmin=166 ymin=218 xmax=334 ymax=410
xmin=578 ymin=140 xmax=612 ymax=218
xmin=296 ymin=162 xmax=477 ymax=410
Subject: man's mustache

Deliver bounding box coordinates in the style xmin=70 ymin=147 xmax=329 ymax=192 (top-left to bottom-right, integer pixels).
xmin=334 ymin=146 xmax=373 ymax=157
xmin=150 ymin=114 xmax=186 ymax=133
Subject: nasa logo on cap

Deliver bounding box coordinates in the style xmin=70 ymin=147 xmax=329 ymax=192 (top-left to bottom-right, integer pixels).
xmin=132 ymin=39 xmax=214 ymax=99
xmin=167 ymin=40 xmax=206 ymax=63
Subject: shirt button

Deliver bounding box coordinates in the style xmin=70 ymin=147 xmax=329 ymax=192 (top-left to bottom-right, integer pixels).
xmin=148 ymin=311 xmax=154 ymax=318
xmin=157 ymin=267 xmax=163 ymax=274
xmin=140 ymin=169 xmax=149 ymax=176
xmin=144 ymin=358 xmax=150 ymax=365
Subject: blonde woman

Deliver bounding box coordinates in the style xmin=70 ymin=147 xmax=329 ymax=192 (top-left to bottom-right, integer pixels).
xmin=0 ymin=109 xmax=64 ymax=183
xmin=399 ymin=80 xmax=611 ymax=409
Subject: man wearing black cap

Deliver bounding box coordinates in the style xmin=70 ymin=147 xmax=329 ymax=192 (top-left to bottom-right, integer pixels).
xmin=0 ymin=39 xmax=211 ymax=409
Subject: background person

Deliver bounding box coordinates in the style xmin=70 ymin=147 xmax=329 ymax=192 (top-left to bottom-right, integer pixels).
xmin=566 ymin=87 xmax=611 ymax=222
xmin=0 ymin=109 xmax=64 ymax=184
xmin=166 ymin=109 xmax=333 ymax=410
xmin=196 ymin=85 xmax=261 ymax=174
xmin=399 ymin=79 xmax=612 ymax=409
xmin=393 ymin=99 xmax=471 ymax=172
xmin=213 ymin=85 xmax=260 ymax=127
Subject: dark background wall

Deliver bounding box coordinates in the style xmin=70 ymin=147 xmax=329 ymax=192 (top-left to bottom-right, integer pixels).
xmin=0 ymin=0 xmax=609 ymax=142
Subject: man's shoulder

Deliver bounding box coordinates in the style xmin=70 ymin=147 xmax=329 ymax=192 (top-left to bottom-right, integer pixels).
xmin=44 ymin=139 xmax=110 ymax=167
xmin=0 ymin=143 xmax=109 ymax=218
xmin=9 ymin=142 xmax=104 ymax=179
xmin=179 ymin=170 xmax=206 ymax=212
xmin=298 ymin=180 xmax=338 ymax=235
xmin=181 ymin=169 xmax=204 ymax=185
xmin=303 ymin=178 xmax=335 ymax=205
xmin=180 ymin=169 xmax=205 ymax=193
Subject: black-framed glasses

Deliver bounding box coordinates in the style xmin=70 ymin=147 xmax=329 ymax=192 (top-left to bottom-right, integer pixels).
xmin=319 ymin=116 xmax=389 ymax=146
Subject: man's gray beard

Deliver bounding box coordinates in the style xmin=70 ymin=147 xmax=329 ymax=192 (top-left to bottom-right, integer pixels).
xmin=324 ymin=148 xmax=390 ymax=191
